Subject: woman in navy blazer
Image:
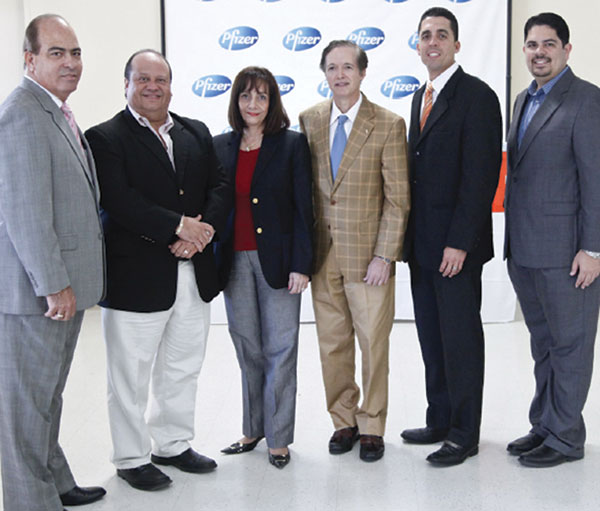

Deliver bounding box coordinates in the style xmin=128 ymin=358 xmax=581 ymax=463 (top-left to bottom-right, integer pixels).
xmin=213 ymin=67 xmax=313 ymax=468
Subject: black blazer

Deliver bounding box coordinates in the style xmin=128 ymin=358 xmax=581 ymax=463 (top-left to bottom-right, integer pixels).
xmin=86 ymin=109 xmax=231 ymax=311
xmin=403 ymin=66 xmax=502 ymax=271
xmin=213 ymin=129 xmax=313 ymax=290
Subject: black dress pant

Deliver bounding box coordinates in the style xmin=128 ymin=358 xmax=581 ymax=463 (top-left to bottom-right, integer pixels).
xmin=409 ymin=261 xmax=485 ymax=448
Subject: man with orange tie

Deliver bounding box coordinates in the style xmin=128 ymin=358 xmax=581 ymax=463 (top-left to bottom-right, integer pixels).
xmin=401 ymin=7 xmax=502 ymax=466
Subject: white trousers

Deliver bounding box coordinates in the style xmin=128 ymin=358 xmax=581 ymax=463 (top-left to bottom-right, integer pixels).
xmin=103 ymin=261 xmax=210 ymax=469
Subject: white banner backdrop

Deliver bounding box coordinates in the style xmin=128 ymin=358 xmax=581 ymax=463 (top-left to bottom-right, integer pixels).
xmin=164 ymin=0 xmax=517 ymax=323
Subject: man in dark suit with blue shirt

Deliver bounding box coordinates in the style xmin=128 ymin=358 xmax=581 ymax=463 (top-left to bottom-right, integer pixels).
xmin=401 ymin=7 xmax=502 ymax=466
xmin=504 ymin=12 xmax=600 ymax=468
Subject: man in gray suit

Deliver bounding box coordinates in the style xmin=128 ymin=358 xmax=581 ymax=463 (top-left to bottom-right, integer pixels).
xmin=505 ymin=12 xmax=600 ymax=468
xmin=0 ymin=14 xmax=106 ymax=510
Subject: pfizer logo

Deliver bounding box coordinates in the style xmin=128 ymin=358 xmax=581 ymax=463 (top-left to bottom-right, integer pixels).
xmin=317 ymin=80 xmax=332 ymax=98
xmin=192 ymin=75 xmax=232 ymax=98
xmin=408 ymin=31 xmax=419 ymax=50
xmin=448 ymin=0 xmax=471 ymax=3
xmin=219 ymin=26 xmax=259 ymax=51
xmin=384 ymin=0 xmax=409 ymax=3
xmin=283 ymin=27 xmax=322 ymax=52
xmin=381 ymin=76 xmax=420 ymax=99
xmin=347 ymin=27 xmax=385 ymax=51
xmin=275 ymin=76 xmax=295 ymax=96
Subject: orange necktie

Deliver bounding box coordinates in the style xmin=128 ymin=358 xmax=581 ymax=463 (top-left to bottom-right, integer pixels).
xmin=420 ymin=82 xmax=434 ymax=132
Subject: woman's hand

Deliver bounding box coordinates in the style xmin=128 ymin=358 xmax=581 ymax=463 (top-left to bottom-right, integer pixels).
xmin=288 ymin=272 xmax=309 ymax=294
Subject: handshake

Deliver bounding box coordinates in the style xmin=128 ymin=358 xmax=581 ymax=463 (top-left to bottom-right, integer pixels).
xmin=169 ymin=214 xmax=215 ymax=259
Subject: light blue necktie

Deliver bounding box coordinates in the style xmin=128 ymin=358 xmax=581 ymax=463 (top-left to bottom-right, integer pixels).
xmin=330 ymin=114 xmax=348 ymax=180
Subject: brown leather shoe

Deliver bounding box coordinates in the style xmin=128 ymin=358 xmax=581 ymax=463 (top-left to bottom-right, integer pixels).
xmin=328 ymin=426 xmax=359 ymax=454
xmin=359 ymin=435 xmax=385 ymax=462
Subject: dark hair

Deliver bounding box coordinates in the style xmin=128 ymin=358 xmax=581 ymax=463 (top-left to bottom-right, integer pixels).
xmin=228 ymin=66 xmax=290 ymax=135
xmin=124 ymin=49 xmax=172 ymax=81
xmin=319 ymin=40 xmax=368 ymax=73
xmin=524 ymin=12 xmax=570 ymax=46
xmin=418 ymin=7 xmax=459 ymax=42
xmin=23 ymin=14 xmax=66 ymax=54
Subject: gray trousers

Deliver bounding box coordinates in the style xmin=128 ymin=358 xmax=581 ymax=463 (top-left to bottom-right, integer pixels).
xmin=224 ymin=251 xmax=300 ymax=448
xmin=508 ymin=259 xmax=600 ymax=458
xmin=0 ymin=311 xmax=84 ymax=511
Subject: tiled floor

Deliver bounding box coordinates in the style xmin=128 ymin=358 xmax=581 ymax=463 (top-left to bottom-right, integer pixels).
xmin=2 ymin=306 xmax=600 ymax=511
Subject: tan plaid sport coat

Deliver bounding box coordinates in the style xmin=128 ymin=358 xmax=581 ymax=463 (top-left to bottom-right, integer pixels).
xmin=299 ymin=94 xmax=410 ymax=282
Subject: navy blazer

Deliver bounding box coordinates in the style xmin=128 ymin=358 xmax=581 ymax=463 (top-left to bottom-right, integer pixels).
xmin=86 ymin=109 xmax=231 ymax=310
xmin=213 ymin=129 xmax=313 ymax=290
xmin=403 ymin=67 xmax=503 ymax=271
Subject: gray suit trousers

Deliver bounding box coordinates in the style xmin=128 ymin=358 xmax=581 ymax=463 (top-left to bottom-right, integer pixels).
xmin=224 ymin=251 xmax=300 ymax=449
xmin=508 ymin=259 xmax=599 ymax=458
xmin=0 ymin=311 xmax=83 ymax=511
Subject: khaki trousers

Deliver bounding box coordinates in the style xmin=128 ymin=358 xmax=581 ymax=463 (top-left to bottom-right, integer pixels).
xmin=311 ymin=246 xmax=394 ymax=436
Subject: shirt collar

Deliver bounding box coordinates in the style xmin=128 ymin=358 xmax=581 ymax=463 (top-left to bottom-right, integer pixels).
xmin=127 ymin=104 xmax=174 ymax=133
xmin=428 ymin=62 xmax=459 ymax=95
xmin=527 ymin=65 xmax=570 ymax=97
xmin=24 ymin=75 xmax=64 ymax=109
xmin=330 ymin=93 xmax=363 ymax=127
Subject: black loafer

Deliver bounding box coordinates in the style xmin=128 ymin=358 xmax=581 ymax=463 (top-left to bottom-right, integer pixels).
xmin=221 ymin=436 xmax=264 ymax=455
xmin=359 ymin=435 xmax=385 ymax=462
xmin=507 ymin=432 xmax=545 ymax=456
xmin=117 ymin=463 xmax=172 ymax=491
xmin=329 ymin=426 xmax=359 ymax=454
xmin=151 ymin=448 xmax=217 ymax=473
xmin=401 ymin=427 xmax=449 ymax=444
xmin=426 ymin=442 xmax=478 ymax=466
xmin=59 ymin=485 xmax=106 ymax=506
xmin=518 ymin=444 xmax=578 ymax=468
xmin=268 ymin=451 xmax=291 ymax=469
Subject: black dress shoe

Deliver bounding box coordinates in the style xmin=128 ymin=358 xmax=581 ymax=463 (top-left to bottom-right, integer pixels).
xmin=59 ymin=485 xmax=106 ymax=506
xmin=268 ymin=451 xmax=291 ymax=469
xmin=221 ymin=436 xmax=264 ymax=454
xmin=117 ymin=463 xmax=172 ymax=491
xmin=329 ymin=426 xmax=359 ymax=454
xmin=359 ymin=435 xmax=385 ymax=462
xmin=506 ymin=432 xmax=545 ymax=456
xmin=518 ymin=444 xmax=578 ymax=468
xmin=151 ymin=447 xmax=217 ymax=473
xmin=426 ymin=442 xmax=478 ymax=466
xmin=401 ymin=427 xmax=449 ymax=445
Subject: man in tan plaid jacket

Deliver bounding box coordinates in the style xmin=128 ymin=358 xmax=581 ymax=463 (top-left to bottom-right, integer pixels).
xmin=300 ymin=40 xmax=410 ymax=462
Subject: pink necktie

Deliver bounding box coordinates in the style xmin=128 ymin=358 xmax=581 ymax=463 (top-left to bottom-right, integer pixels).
xmin=61 ymin=102 xmax=83 ymax=150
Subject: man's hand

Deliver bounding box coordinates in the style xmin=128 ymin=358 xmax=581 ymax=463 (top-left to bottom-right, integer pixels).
xmin=288 ymin=272 xmax=309 ymax=294
xmin=169 ymin=240 xmax=198 ymax=259
xmin=439 ymin=247 xmax=467 ymax=278
xmin=363 ymin=257 xmax=391 ymax=286
xmin=177 ymin=214 xmax=215 ymax=252
xmin=45 ymin=286 xmax=76 ymax=321
xmin=570 ymin=250 xmax=600 ymax=289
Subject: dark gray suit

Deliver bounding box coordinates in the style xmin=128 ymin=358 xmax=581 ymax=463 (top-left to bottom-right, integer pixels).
xmin=505 ymin=67 xmax=600 ymax=458
xmin=0 ymin=78 xmax=104 ymax=510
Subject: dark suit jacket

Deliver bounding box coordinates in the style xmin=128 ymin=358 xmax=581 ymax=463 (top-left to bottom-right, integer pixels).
xmin=86 ymin=109 xmax=231 ymax=311
xmin=213 ymin=129 xmax=313 ymax=290
xmin=504 ymin=67 xmax=600 ymax=267
xmin=403 ymin=66 xmax=502 ymax=271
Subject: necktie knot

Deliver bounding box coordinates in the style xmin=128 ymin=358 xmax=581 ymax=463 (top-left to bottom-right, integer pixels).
xmin=337 ymin=114 xmax=348 ymax=127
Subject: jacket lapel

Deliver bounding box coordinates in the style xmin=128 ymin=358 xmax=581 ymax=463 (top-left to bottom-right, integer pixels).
xmin=333 ymin=94 xmax=375 ymax=193
xmin=170 ymin=119 xmax=189 ymax=190
xmin=252 ymin=132 xmax=279 ymax=186
xmin=507 ymin=90 xmax=527 ymax=169
xmin=515 ymin=68 xmax=574 ymax=167
xmin=123 ymin=109 xmax=177 ymax=183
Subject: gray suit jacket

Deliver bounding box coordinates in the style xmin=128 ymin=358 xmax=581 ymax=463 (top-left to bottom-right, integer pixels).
xmin=504 ymin=68 xmax=600 ymax=268
xmin=0 ymin=78 xmax=104 ymax=314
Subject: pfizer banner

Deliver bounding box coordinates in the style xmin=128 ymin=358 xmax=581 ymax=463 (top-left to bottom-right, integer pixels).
xmin=164 ymin=0 xmax=516 ymax=323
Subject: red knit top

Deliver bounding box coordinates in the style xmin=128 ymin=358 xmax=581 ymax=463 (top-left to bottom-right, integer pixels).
xmin=233 ymin=148 xmax=260 ymax=251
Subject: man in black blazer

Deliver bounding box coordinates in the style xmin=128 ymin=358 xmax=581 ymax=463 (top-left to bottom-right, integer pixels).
xmin=86 ymin=50 xmax=230 ymax=491
xmin=401 ymin=7 xmax=502 ymax=466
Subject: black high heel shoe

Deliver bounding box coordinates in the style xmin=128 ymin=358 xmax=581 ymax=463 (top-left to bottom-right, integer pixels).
xmin=268 ymin=450 xmax=291 ymax=469
xmin=220 ymin=436 xmax=264 ymax=455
